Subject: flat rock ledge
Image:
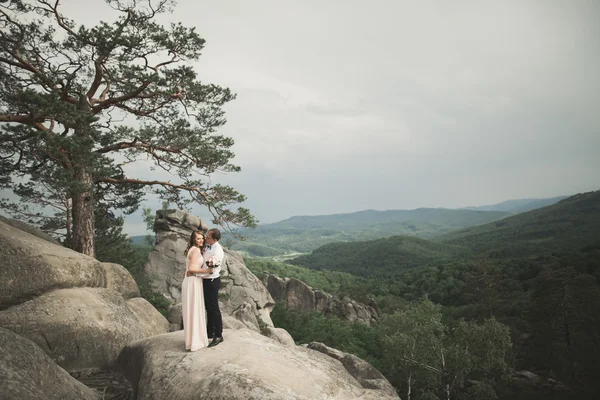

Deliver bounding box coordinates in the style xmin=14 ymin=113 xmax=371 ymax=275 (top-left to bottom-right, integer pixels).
xmin=117 ymin=328 xmax=399 ymax=400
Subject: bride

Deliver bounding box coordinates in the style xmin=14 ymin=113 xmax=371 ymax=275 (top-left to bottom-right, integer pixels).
xmin=181 ymin=230 xmax=214 ymax=351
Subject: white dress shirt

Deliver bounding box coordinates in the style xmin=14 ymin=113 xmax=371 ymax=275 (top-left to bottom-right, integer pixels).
xmin=198 ymin=241 xmax=224 ymax=279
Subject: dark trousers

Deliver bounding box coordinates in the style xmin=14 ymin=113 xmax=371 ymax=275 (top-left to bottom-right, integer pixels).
xmin=203 ymin=277 xmax=222 ymax=337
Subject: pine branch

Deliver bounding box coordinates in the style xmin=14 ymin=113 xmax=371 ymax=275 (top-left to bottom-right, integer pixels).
xmin=95 ymin=176 xmax=210 ymax=203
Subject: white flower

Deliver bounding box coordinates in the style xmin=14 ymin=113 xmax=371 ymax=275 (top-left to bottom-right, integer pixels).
xmin=207 ymin=255 xmax=221 ymax=267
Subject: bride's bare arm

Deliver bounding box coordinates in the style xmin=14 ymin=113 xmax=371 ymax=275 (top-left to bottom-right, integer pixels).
xmin=185 ymin=267 xmax=214 ymax=277
xmin=187 ymin=248 xmax=205 ymax=274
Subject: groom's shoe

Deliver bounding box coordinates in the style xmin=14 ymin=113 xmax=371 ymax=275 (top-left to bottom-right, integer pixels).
xmin=208 ymin=336 xmax=224 ymax=348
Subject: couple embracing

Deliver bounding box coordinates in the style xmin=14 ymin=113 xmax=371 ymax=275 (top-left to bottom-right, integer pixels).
xmin=182 ymin=228 xmax=224 ymax=352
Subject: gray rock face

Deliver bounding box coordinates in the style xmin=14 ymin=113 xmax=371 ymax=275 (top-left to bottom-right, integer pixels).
xmin=154 ymin=208 xmax=208 ymax=236
xmin=167 ymin=303 xmax=184 ymax=332
xmin=0 ymin=220 xmax=169 ymax=371
xmin=0 ymin=288 xmax=169 ymax=371
xmin=103 ymin=262 xmax=141 ymax=299
xmin=220 ymin=249 xmax=276 ymax=329
xmin=0 ymin=327 xmax=99 ymax=400
xmin=307 ymin=342 xmax=398 ymax=397
xmin=118 ymin=328 xmax=399 ymax=400
xmin=286 ymin=277 xmax=316 ymax=311
xmin=142 ymin=210 xmax=276 ymax=333
xmin=0 ymin=220 xmax=106 ymax=310
xmin=263 ymin=326 xmax=296 ymax=346
xmin=266 ymin=275 xmax=379 ymax=326
xmin=0 ymin=215 xmax=62 ymax=246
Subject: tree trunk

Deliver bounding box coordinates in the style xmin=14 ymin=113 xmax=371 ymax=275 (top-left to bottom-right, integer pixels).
xmin=70 ymin=95 xmax=96 ymax=257
xmin=71 ymin=168 xmax=95 ymax=257
xmin=65 ymin=194 xmax=72 ymax=244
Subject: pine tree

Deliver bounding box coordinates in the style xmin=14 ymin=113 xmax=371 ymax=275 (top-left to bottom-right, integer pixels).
xmin=0 ymin=0 xmax=256 ymax=257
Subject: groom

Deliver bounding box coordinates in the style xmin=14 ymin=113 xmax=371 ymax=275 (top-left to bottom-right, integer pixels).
xmin=202 ymin=228 xmax=225 ymax=347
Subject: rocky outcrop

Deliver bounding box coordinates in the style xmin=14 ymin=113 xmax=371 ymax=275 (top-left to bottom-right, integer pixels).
xmin=307 ymin=342 xmax=397 ymax=397
xmin=144 ymin=210 xmax=276 ymax=334
xmin=219 ymin=249 xmax=276 ymax=328
xmin=509 ymin=370 xmax=571 ymax=399
xmin=266 ymin=274 xmax=379 ymax=326
xmin=0 ymin=216 xmax=396 ymax=399
xmin=0 ymin=220 xmax=169 ymax=371
xmin=117 ymin=328 xmax=399 ymax=400
xmin=0 ymin=327 xmax=99 ymax=400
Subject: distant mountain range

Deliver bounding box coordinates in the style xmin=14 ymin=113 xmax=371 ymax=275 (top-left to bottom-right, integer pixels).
xmin=225 ymin=195 xmax=571 ymax=257
xmin=460 ymin=196 xmax=568 ymax=213
xmin=289 ymin=190 xmax=600 ymax=277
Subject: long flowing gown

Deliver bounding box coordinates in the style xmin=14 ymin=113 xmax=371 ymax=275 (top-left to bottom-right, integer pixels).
xmin=181 ymin=247 xmax=209 ymax=351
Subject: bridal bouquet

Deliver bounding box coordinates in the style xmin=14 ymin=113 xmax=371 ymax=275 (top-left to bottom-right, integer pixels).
xmin=205 ymin=256 xmax=221 ymax=269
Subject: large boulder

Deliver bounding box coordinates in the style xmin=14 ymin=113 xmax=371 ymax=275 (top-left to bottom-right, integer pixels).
xmin=266 ymin=274 xmax=379 ymax=326
xmin=0 ymin=220 xmax=169 ymax=371
xmin=286 ymin=277 xmax=316 ymax=311
xmin=118 ymin=328 xmax=399 ymax=400
xmin=263 ymin=325 xmax=296 ymax=346
xmin=0 ymin=287 xmax=169 ymax=371
xmin=0 ymin=215 xmax=61 ymax=246
xmin=0 ymin=220 xmax=106 ymax=310
xmin=102 ymin=262 xmax=141 ymax=299
xmin=0 ymin=327 xmax=99 ymax=400
xmin=308 ymin=342 xmax=398 ymax=397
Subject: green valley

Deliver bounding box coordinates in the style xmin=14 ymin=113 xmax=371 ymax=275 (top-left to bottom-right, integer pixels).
xmin=252 ymin=191 xmax=600 ymax=399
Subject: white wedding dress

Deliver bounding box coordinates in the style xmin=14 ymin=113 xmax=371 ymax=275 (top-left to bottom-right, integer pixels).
xmin=181 ymin=247 xmax=209 ymax=351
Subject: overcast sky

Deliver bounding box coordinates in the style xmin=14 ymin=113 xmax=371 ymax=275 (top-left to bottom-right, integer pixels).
xmin=26 ymin=1 xmax=600 ymax=234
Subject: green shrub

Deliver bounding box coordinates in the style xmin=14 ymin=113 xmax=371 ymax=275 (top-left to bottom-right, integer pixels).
xmin=138 ymin=278 xmax=170 ymax=317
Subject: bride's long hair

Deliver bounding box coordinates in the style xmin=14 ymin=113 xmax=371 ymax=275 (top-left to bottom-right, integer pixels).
xmin=184 ymin=230 xmax=205 ymax=256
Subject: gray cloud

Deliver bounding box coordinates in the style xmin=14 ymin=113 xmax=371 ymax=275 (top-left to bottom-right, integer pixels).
xmin=8 ymin=0 xmax=600 ymax=233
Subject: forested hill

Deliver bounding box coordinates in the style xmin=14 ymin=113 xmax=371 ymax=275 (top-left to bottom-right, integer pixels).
xmin=283 ymin=190 xmax=600 ymax=397
xmin=437 ymin=190 xmax=600 ymax=257
xmin=227 ymin=208 xmax=508 ymax=256
xmin=289 ymin=235 xmax=470 ymax=278
xmin=288 ymin=191 xmax=600 ymax=279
